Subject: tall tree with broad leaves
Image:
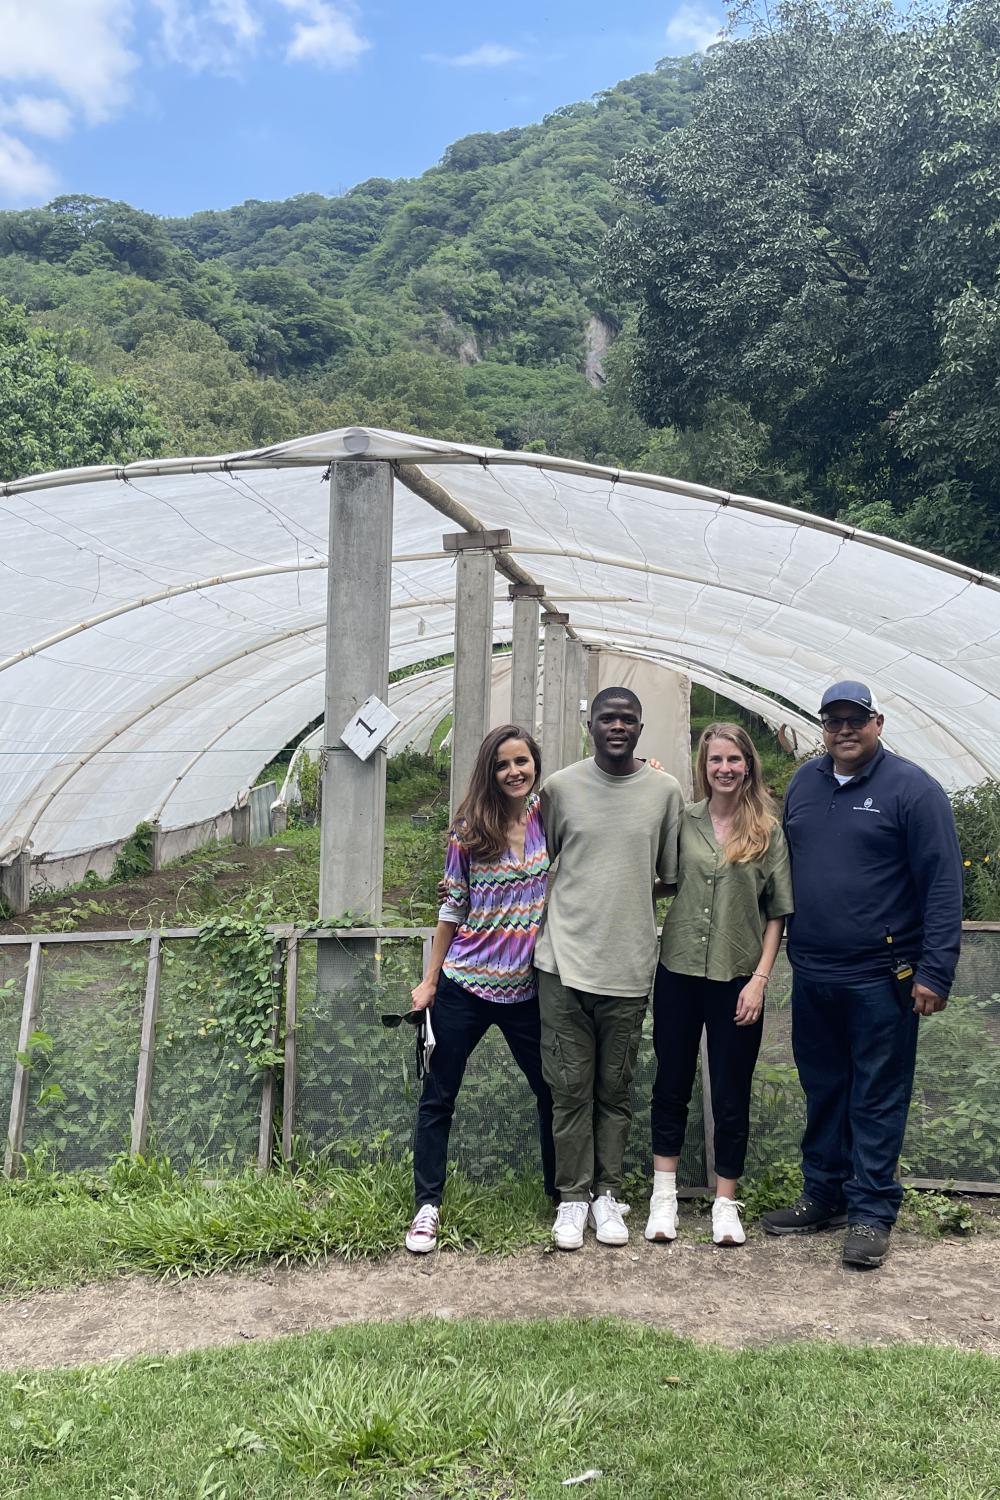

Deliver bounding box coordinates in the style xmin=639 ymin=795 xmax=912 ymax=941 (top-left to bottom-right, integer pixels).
xmin=603 ymin=0 xmax=1000 ymax=566
xmin=0 ymin=298 xmax=164 ymax=482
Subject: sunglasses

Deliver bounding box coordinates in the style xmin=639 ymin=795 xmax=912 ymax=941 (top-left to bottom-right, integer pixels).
xmin=381 ymin=1009 xmax=430 ymax=1078
xmin=821 ymin=714 xmax=875 ymax=732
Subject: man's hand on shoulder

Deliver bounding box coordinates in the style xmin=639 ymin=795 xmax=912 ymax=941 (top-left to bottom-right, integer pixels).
xmin=912 ymin=982 xmax=947 ymax=1015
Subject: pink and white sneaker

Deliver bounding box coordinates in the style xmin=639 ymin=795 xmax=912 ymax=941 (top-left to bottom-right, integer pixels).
xmin=405 ymin=1203 xmax=440 ymax=1253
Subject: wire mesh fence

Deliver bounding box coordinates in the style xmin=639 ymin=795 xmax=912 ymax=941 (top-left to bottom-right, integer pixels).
xmin=145 ymin=940 xmax=264 ymax=1169
xmin=1 ymin=925 xmax=998 ymax=1191
xmin=18 ymin=941 xmax=146 ymax=1172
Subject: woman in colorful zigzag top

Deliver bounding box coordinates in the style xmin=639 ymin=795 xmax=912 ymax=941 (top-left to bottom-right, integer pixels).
xmin=404 ymin=723 xmax=554 ymax=1253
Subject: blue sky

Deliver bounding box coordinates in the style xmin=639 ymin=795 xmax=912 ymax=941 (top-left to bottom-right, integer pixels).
xmin=0 ymin=1 xmax=723 ymax=217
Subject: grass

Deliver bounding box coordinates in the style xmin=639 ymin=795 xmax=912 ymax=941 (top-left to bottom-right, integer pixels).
xmin=2 ymin=1317 xmax=999 ymax=1497
xmin=0 ymin=1150 xmax=987 ymax=1300
xmin=0 ymin=1154 xmax=554 ymax=1297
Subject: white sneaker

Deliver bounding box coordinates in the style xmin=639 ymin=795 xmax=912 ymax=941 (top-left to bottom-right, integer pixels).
xmin=552 ymin=1201 xmax=589 ymax=1251
xmin=644 ymin=1191 xmax=679 ymax=1242
xmin=588 ymin=1193 xmax=629 ymax=1247
xmin=712 ymin=1197 xmax=746 ymax=1246
xmin=405 ymin=1203 xmax=439 ymax=1253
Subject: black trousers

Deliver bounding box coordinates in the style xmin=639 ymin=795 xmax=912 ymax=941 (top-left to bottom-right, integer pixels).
xmin=650 ymin=964 xmax=764 ymax=1181
xmin=413 ymin=973 xmax=556 ymax=1206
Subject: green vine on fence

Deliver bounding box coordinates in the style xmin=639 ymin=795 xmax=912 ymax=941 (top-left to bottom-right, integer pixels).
xmin=179 ymin=912 xmax=283 ymax=1074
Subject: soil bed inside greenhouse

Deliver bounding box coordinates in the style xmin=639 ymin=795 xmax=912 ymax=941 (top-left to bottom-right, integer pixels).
xmin=0 ymin=843 xmax=299 ymax=938
xmin=3 ymin=1224 xmax=999 ymax=1372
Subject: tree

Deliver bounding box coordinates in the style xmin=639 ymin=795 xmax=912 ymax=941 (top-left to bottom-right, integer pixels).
xmin=0 ymin=298 xmax=164 ymax=481
xmin=604 ymin=0 xmax=1000 ymax=565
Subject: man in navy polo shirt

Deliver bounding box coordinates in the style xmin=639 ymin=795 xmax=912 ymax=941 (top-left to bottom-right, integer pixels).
xmin=762 ymin=681 xmax=963 ymax=1268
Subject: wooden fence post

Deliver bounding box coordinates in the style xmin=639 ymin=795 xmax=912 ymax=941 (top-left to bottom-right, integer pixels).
xmin=281 ymin=934 xmax=300 ymax=1161
xmin=257 ymin=938 xmax=286 ymax=1173
xmin=4 ymin=942 xmax=44 ymax=1177
xmin=131 ymin=933 xmax=163 ymax=1156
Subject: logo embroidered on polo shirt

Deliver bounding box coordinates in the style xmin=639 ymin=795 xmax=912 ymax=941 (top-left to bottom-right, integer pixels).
xmin=852 ymin=796 xmax=881 ymax=813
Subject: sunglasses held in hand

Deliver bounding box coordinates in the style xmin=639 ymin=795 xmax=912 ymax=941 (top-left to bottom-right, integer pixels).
xmin=381 ymin=1008 xmax=435 ymax=1078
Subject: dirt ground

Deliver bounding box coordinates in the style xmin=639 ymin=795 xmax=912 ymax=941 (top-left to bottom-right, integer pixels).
xmin=2 ymin=1229 xmax=998 ymax=1373
xmin=0 ymin=843 xmax=295 ymax=938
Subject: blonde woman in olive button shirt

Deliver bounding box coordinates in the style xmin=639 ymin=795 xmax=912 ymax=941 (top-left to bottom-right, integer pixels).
xmin=645 ymin=723 xmax=794 ymax=1248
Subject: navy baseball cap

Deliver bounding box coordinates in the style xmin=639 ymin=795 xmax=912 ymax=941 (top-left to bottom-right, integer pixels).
xmin=820 ymin=680 xmax=880 ymax=714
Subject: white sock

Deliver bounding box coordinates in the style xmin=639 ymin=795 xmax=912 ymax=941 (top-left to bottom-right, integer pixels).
xmin=652 ymin=1170 xmax=677 ymax=1198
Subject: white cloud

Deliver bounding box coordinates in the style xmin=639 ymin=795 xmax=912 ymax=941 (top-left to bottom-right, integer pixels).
xmin=150 ymin=0 xmax=262 ymax=72
xmin=278 ymin=0 xmax=369 ymax=69
xmin=0 ymin=131 xmax=58 ymax=200
xmin=0 ymin=0 xmax=137 ymax=203
xmin=0 ymin=0 xmax=137 ymax=124
xmin=665 ymin=3 xmax=723 ymax=53
xmin=425 ymin=43 xmax=522 ymax=67
xmin=0 ymin=97 xmax=74 ymax=140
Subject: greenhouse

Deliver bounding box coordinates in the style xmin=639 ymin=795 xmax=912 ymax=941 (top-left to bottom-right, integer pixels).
xmin=1 ymin=427 xmax=999 ymax=1191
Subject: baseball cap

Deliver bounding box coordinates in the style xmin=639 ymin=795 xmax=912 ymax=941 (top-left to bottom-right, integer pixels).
xmin=820 ymin=680 xmax=879 ymax=714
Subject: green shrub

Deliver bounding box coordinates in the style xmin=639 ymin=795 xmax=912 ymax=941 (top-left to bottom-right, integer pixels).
xmin=950 ymin=779 xmax=1000 ymax=919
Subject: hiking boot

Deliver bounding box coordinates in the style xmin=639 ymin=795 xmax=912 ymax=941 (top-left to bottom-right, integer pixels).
xmin=761 ymin=1195 xmax=848 ymax=1236
xmin=644 ymin=1190 xmax=679 ymax=1242
xmin=843 ymin=1222 xmax=890 ymax=1268
xmin=712 ymin=1197 xmax=746 ymax=1246
xmin=552 ymin=1200 xmax=589 ymax=1251
xmin=589 ymin=1193 xmax=629 ymax=1247
xmin=405 ymin=1203 xmax=439 ymax=1254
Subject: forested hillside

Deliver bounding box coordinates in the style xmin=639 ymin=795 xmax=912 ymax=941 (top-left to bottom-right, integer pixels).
xmin=2 ymin=0 xmax=999 ymax=572
xmin=0 ymin=57 xmax=700 ymax=473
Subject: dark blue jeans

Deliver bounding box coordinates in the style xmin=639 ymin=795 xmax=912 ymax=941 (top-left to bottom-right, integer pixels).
xmin=791 ymin=973 xmax=919 ymax=1227
xmin=413 ymin=974 xmax=556 ymax=1207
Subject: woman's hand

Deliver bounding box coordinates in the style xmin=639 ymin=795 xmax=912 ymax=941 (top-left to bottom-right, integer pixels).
xmin=647 ymin=758 xmax=665 ymax=772
xmin=436 ymin=877 xmax=449 ymax=903
xmin=734 ymin=975 xmax=766 ymax=1026
xmin=411 ymin=977 xmax=437 ymax=1012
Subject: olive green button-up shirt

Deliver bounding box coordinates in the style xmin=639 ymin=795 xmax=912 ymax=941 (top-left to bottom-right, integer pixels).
xmin=659 ymin=800 xmax=794 ymax=981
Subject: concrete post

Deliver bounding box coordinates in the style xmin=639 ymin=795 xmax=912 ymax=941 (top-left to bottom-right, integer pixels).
xmin=448 ymin=539 xmax=496 ymax=819
xmin=509 ymin=585 xmax=543 ymax=735
xmin=541 ymin=614 xmax=569 ymax=777
xmin=562 ymin=639 xmax=585 ymax=767
xmin=0 ymin=850 xmax=31 ymax=917
xmin=319 ymin=461 xmax=394 ymax=923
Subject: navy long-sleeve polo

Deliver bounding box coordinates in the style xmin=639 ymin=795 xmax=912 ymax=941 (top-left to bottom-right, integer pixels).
xmin=783 ymin=744 xmax=963 ymax=997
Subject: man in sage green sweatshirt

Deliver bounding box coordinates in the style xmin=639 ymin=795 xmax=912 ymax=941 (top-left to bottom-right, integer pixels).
xmin=536 ymin=686 xmax=683 ymax=1250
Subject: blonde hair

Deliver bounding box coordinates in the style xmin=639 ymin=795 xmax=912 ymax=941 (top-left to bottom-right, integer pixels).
xmin=695 ymin=722 xmax=777 ymax=864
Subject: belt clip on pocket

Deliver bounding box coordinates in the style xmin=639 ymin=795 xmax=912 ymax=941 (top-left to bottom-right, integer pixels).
xmin=886 ymin=930 xmax=913 ymax=987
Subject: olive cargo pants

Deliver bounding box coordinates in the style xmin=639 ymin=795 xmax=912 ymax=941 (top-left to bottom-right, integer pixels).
xmin=537 ymin=970 xmax=647 ymax=1202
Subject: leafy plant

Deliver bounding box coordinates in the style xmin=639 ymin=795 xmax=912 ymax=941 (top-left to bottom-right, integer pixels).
xmin=110 ymin=822 xmax=156 ymax=884
xmin=899 ymin=1185 xmax=975 ymax=1238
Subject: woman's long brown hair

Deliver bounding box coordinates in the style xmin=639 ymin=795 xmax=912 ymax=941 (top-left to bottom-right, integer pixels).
xmin=695 ymin=722 xmax=777 ymax=864
xmin=453 ymin=723 xmax=541 ymax=860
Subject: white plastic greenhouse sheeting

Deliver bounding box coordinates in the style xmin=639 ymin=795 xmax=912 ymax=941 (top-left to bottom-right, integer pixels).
xmin=288 ymin=654 xmax=705 ymax=799
xmin=1 ymin=425 xmax=995 ymax=860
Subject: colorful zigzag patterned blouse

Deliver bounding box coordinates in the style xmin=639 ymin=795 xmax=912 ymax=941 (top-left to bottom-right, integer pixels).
xmin=438 ymin=792 xmax=550 ymax=1003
